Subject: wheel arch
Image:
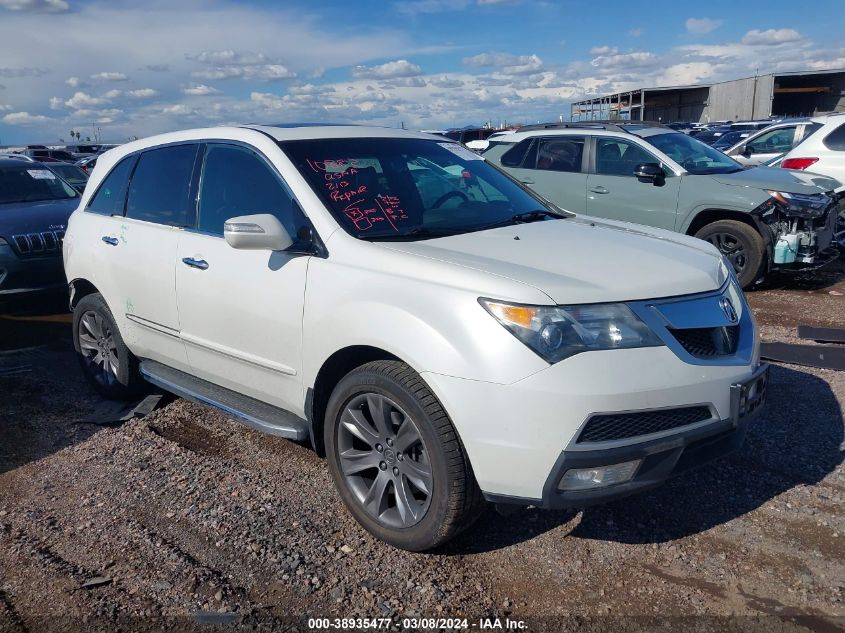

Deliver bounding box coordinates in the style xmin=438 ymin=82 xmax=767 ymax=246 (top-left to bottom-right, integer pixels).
xmin=307 ymin=345 xmax=401 ymax=456
xmin=684 ymin=208 xmax=763 ymax=239
xmin=68 ymin=278 xmax=101 ymax=310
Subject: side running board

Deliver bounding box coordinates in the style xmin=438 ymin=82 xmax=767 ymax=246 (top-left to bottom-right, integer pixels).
xmin=139 ymin=360 xmax=309 ymax=441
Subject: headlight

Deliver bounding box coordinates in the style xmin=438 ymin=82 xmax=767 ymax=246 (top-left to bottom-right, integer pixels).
xmin=767 ymin=190 xmax=830 ymax=218
xmin=479 ymin=299 xmax=664 ymax=363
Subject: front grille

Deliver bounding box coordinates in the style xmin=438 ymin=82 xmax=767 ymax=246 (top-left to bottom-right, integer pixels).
xmin=10 ymin=231 xmax=64 ymax=257
xmin=577 ymin=406 xmax=712 ymax=443
xmin=670 ymin=325 xmax=740 ymax=358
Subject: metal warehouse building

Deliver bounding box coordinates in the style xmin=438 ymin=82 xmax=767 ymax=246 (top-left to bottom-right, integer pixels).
xmin=571 ymin=68 xmax=845 ymax=122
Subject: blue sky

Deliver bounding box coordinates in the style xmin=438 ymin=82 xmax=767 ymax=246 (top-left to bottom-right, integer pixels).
xmin=1 ymin=0 xmax=844 ymax=144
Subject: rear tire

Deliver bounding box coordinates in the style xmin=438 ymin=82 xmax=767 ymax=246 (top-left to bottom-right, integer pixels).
xmin=72 ymin=293 xmax=145 ymax=400
xmin=324 ymin=360 xmax=484 ymax=551
xmin=695 ymin=220 xmax=765 ymax=289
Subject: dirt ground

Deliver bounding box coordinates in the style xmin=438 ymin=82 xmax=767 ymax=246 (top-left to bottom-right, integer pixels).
xmin=1 ymin=265 xmax=844 ymax=633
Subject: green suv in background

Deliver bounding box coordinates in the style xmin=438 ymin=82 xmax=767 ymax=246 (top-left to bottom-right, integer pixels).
xmin=484 ymin=122 xmax=844 ymax=288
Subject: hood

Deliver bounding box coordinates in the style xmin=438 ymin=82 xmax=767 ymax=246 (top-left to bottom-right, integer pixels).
xmin=710 ymin=166 xmax=841 ymax=194
xmin=380 ymin=217 xmax=728 ymax=304
xmin=0 ymin=198 xmax=77 ymax=238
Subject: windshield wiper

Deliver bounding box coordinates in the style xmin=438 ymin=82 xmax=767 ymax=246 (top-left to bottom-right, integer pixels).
xmin=365 ymin=226 xmax=464 ymax=241
xmin=511 ymin=210 xmax=564 ymax=223
xmin=471 ymin=209 xmax=566 ymax=232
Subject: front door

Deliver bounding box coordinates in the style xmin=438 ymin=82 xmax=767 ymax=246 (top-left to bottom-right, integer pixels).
xmin=730 ymin=126 xmax=798 ymax=166
xmin=585 ymin=137 xmax=681 ymax=231
xmin=175 ymin=143 xmax=309 ymax=414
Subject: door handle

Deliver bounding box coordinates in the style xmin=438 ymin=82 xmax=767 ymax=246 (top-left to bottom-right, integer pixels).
xmin=182 ymin=257 xmax=209 ymax=270
xmin=520 ymin=178 xmax=535 ymax=185
xmin=589 ymin=186 xmax=610 ymax=194
xmin=101 ymin=236 xmax=118 ymax=246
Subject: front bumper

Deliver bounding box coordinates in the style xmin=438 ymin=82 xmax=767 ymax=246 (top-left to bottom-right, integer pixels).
xmin=422 ymin=346 xmax=765 ymax=502
xmin=0 ymin=244 xmax=67 ymax=310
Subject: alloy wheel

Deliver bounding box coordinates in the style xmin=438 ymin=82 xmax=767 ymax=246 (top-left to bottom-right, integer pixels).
xmin=78 ymin=310 xmax=119 ymax=386
xmin=337 ymin=393 xmax=433 ymax=529
xmin=706 ymin=232 xmax=747 ymax=273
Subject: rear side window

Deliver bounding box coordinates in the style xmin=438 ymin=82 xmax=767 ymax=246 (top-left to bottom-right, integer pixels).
xmin=126 ymin=144 xmax=199 ymax=226
xmin=87 ymin=155 xmax=137 ymax=216
xmin=823 ymin=122 xmax=845 ymax=151
xmin=197 ymin=144 xmax=301 ymax=236
xmin=536 ymin=137 xmax=585 ymax=173
xmin=500 ymin=139 xmax=535 ymax=167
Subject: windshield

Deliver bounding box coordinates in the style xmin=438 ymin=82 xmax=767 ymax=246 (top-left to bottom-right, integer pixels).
xmin=647 ymin=132 xmax=742 ymax=174
xmin=0 ymin=164 xmax=78 ymax=204
xmin=281 ymin=137 xmax=563 ymax=240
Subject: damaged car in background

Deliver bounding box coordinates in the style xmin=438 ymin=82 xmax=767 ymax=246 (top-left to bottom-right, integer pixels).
xmin=484 ymin=122 xmax=844 ymax=288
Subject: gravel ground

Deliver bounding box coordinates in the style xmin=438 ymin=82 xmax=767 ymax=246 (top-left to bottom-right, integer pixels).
xmin=1 ymin=265 xmax=844 ymax=633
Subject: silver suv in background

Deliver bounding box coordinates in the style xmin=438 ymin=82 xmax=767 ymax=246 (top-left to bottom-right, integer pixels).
xmin=484 ymin=122 xmax=844 ymax=288
xmin=725 ymin=119 xmax=823 ymax=167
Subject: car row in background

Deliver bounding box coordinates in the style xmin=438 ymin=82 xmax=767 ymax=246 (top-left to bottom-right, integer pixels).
xmin=481 ymin=120 xmax=844 ymax=289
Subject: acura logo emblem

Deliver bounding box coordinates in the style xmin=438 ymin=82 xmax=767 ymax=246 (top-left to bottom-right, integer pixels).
xmin=719 ymin=296 xmax=738 ymax=323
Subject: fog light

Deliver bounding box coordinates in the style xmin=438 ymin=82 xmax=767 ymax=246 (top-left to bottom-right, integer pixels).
xmin=558 ymin=459 xmax=641 ymax=491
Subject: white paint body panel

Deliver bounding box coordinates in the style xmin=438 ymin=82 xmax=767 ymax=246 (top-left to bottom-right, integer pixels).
xmin=64 ymin=125 xmax=760 ymax=500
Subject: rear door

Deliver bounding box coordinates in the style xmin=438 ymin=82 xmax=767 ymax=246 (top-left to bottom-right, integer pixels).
xmin=584 ymin=136 xmax=681 ymax=230
xmin=175 ymin=142 xmax=309 ymax=413
xmin=498 ymin=136 xmax=588 ymax=213
xmin=104 ymin=143 xmax=200 ymax=371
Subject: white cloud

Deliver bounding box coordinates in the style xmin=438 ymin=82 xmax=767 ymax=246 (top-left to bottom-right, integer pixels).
xmin=182 ymin=84 xmax=221 ymax=96
xmin=462 ymin=52 xmax=543 ymax=75
xmin=2 ymin=111 xmax=51 ymax=124
xmin=103 ymin=89 xmax=122 ymax=99
xmin=0 ymin=103 xmax=12 ymax=111
xmin=395 ymin=0 xmax=471 ymax=15
xmin=628 ymin=28 xmax=644 ymax=37
xmin=591 ymin=51 xmax=659 ymax=70
xmin=64 ymin=91 xmax=108 ymax=108
xmin=188 ymin=50 xmax=296 ymax=82
xmin=589 ymin=46 xmax=618 ymax=55
xmin=48 ymin=96 xmax=62 ymax=109
xmin=127 ymin=88 xmax=158 ymax=99
xmin=0 ymin=0 xmax=68 ymax=12
xmin=741 ymin=29 xmax=803 ymax=46
xmin=91 ymin=71 xmax=129 ymax=82
xmin=65 ymin=76 xmax=85 ymax=87
xmin=352 ymin=59 xmax=423 ymax=79
xmin=686 ymin=17 xmax=722 ymax=34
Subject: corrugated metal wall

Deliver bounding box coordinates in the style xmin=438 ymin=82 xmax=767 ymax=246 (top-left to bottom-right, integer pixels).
xmin=703 ymin=76 xmax=773 ymax=121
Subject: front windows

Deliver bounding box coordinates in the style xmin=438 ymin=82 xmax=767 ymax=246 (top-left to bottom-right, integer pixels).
xmin=536 ymin=137 xmax=585 ymax=173
xmin=595 ymin=138 xmax=656 ymax=176
xmin=646 ymin=132 xmax=742 ymax=175
xmin=197 ymin=144 xmax=302 ymax=236
xmin=281 ymin=137 xmax=561 ymax=240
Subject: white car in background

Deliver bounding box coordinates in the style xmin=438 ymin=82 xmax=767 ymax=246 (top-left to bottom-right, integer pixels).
xmin=64 ymin=125 xmax=767 ymax=551
xmin=465 ymin=129 xmax=516 ymax=153
xmin=778 ymin=113 xmax=845 ymax=246
xmin=725 ymin=119 xmax=824 ymax=167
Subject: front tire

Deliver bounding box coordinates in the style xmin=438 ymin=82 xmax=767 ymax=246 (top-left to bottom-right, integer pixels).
xmin=72 ymin=293 xmax=145 ymax=400
xmin=324 ymin=360 xmax=484 ymax=551
xmin=695 ymin=219 xmax=765 ymax=289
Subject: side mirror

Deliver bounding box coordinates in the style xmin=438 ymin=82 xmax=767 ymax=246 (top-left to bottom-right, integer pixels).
xmin=224 ymin=213 xmax=294 ymax=251
xmin=634 ymin=162 xmax=665 ymax=185
xmin=741 ymin=146 xmax=752 ymax=157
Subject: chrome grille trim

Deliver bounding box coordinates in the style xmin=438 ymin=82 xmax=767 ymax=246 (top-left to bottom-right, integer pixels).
xmin=10 ymin=231 xmax=65 ymax=256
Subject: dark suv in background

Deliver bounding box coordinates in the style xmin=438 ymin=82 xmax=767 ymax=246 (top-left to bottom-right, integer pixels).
xmin=0 ymin=158 xmax=78 ymax=313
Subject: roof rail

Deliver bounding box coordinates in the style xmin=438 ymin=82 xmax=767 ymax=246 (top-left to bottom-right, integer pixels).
xmin=516 ymin=120 xmax=671 ymax=134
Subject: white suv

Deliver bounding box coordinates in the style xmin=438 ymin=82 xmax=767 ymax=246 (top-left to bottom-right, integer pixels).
xmin=63 ymin=125 xmax=768 ymax=551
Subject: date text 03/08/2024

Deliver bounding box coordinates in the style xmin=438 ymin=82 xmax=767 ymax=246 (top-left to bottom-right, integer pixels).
xmin=307 ymin=617 xmax=528 ymax=630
